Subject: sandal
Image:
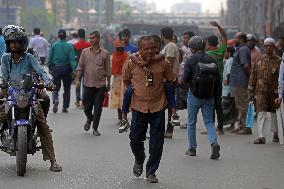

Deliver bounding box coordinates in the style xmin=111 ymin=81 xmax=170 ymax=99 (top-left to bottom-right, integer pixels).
xmin=49 ymin=162 xmax=62 ymax=172
xmin=235 ymin=128 xmax=252 ymax=135
xmin=230 ymin=127 xmax=242 ymax=133
xmin=253 ymin=137 xmax=266 ymax=144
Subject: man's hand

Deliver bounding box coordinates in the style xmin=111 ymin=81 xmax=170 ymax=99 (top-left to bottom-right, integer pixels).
xmin=248 ymin=90 xmax=254 ymax=101
xmin=75 ymin=79 xmax=80 ymax=88
xmin=107 ymin=84 xmax=111 ymax=92
xmin=35 ymin=88 xmax=44 ymax=95
xmin=275 ymin=98 xmax=282 ymax=108
xmin=223 ymin=80 xmax=228 ymax=86
xmin=210 ymin=21 xmax=219 ymax=27
xmin=72 ymin=72 xmax=76 ymax=80
xmin=46 ymin=83 xmax=56 ymax=91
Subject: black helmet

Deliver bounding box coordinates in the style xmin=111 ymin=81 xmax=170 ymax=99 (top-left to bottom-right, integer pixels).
xmin=2 ymin=25 xmax=28 ymax=53
xmin=188 ymin=36 xmax=206 ymax=52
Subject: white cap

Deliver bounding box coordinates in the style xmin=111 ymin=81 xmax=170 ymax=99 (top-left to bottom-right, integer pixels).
xmin=264 ymin=37 xmax=275 ymax=45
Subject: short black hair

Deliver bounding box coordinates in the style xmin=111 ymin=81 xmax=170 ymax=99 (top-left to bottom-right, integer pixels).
xmin=207 ymin=35 xmax=219 ymax=47
xmin=90 ymin=30 xmax=100 ymax=38
xmin=138 ymin=36 xmax=153 ymax=49
xmin=121 ymin=28 xmax=131 ymax=37
xmin=183 ymin=31 xmax=195 ymax=38
xmin=0 ymin=28 xmax=2 ymax=35
xmin=33 ymin=27 xmax=40 ymax=35
xmin=226 ymin=46 xmax=235 ymax=57
xmin=161 ymin=27 xmax=174 ymax=40
xmin=151 ymin=35 xmax=161 ymax=44
xmin=118 ymin=31 xmax=123 ymax=40
xmin=78 ymin=28 xmax=86 ymax=38
xmin=58 ymin=29 xmax=66 ymax=39
xmin=71 ymin=32 xmax=78 ymax=38
xmin=238 ymin=32 xmax=247 ymax=43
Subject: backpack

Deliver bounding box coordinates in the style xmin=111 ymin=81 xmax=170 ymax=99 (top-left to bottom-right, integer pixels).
xmin=190 ymin=56 xmax=219 ymax=99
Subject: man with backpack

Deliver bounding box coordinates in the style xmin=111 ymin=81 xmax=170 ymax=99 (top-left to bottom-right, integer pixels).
xmin=183 ymin=36 xmax=221 ymax=159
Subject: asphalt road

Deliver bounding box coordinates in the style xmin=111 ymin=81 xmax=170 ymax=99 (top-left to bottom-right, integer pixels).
xmin=0 ymin=86 xmax=284 ymax=189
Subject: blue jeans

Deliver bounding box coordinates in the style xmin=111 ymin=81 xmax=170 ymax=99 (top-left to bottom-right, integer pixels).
xmin=121 ymin=82 xmax=176 ymax=113
xmin=187 ymin=92 xmax=217 ymax=149
xmin=52 ymin=64 xmax=73 ymax=109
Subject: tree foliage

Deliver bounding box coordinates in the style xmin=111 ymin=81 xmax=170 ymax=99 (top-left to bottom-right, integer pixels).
xmin=20 ymin=8 xmax=56 ymax=36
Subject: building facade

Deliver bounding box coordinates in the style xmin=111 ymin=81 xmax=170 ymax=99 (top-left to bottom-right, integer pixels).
xmin=225 ymin=0 xmax=284 ymax=38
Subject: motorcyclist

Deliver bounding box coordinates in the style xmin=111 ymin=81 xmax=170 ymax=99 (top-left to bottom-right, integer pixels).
xmin=0 ymin=25 xmax=62 ymax=172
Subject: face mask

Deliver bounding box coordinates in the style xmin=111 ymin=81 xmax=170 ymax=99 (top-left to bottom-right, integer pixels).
xmin=116 ymin=47 xmax=124 ymax=52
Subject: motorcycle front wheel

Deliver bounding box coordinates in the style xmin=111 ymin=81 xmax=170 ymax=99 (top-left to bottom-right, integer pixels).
xmin=16 ymin=126 xmax=27 ymax=176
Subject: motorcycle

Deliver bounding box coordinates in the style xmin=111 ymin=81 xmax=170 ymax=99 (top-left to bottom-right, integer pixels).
xmin=0 ymin=74 xmax=50 ymax=176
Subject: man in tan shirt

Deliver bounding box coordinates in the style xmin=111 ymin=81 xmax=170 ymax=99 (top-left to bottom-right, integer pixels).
xmin=75 ymin=31 xmax=111 ymax=136
xmin=122 ymin=36 xmax=175 ymax=183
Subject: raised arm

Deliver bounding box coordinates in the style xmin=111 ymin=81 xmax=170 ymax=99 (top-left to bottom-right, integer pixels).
xmin=210 ymin=21 xmax=227 ymax=45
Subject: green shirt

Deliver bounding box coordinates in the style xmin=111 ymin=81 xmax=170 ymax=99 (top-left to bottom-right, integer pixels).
xmin=48 ymin=40 xmax=77 ymax=71
xmin=207 ymin=44 xmax=227 ymax=80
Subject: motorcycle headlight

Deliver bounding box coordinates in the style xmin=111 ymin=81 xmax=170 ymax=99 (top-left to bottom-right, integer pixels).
xmin=15 ymin=92 xmax=31 ymax=108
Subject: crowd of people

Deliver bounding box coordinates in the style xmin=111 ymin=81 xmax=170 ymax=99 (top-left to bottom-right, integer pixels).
xmin=0 ymin=22 xmax=284 ymax=183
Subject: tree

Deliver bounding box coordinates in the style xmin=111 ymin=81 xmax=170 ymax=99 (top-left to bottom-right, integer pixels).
xmin=20 ymin=8 xmax=56 ymax=36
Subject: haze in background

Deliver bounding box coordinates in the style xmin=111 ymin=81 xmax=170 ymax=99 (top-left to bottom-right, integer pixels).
xmin=146 ymin=0 xmax=227 ymax=13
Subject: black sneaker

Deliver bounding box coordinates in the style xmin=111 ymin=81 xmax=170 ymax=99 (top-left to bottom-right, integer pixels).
xmin=171 ymin=113 xmax=180 ymax=126
xmin=118 ymin=119 xmax=130 ymax=133
xmin=53 ymin=101 xmax=59 ymax=113
xmin=62 ymin=108 xmax=68 ymax=113
xmin=93 ymin=130 xmax=101 ymax=136
xmin=84 ymin=120 xmax=91 ymax=131
xmin=133 ymin=161 xmax=143 ymax=177
xmin=210 ymin=143 xmax=220 ymax=160
xmin=185 ymin=148 xmax=196 ymax=156
xmin=146 ymin=174 xmax=158 ymax=183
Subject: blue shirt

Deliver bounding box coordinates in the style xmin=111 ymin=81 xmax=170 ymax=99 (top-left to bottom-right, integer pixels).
xmin=230 ymin=44 xmax=251 ymax=88
xmin=1 ymin=53 xmax=51 ymax=84
xmin=0 ymin=36 xmax=6 ymax=61
xmin=124 ymin=43 xmax=138 ymax=54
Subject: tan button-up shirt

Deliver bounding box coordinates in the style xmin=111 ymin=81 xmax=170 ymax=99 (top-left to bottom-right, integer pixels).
xmin=77 ymin=47 xmax=111 ymax=88
xmin=122 ymin=59 xmax=175 ymax=113
xmin=248 ymin=54 xmax=281 ymax=112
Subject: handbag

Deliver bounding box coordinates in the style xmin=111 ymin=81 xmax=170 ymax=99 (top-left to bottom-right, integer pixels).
xmin=276 ymin=104 xmax=284 ymax=145
xmin=246 ymin=101 xmax=255 ymax=128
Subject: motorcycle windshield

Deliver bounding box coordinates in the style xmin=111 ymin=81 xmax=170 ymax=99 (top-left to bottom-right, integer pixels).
xmin=10 ymin=74 xmax=33 ymax=91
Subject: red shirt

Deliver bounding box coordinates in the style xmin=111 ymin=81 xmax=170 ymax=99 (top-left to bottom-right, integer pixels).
xmin=74 ymin=40 xmax=91 ymax=62
xmin=74 ymin=40 xmax=91 ymax=51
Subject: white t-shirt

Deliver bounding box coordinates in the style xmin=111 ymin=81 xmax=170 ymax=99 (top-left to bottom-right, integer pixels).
xmin=28 ymin=35 xmax=49 ymax=58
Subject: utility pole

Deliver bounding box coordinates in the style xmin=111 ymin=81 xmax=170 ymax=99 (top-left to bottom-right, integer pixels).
xmin=96 ymin=0 xmax=100 ymax=25
xmin=52 ymin=0 xmax=57 ymax=26
xmin=6 ymin=0 xmax=9 ymax=25
xmin=66 ymin=0 xmax=70 ymax=24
